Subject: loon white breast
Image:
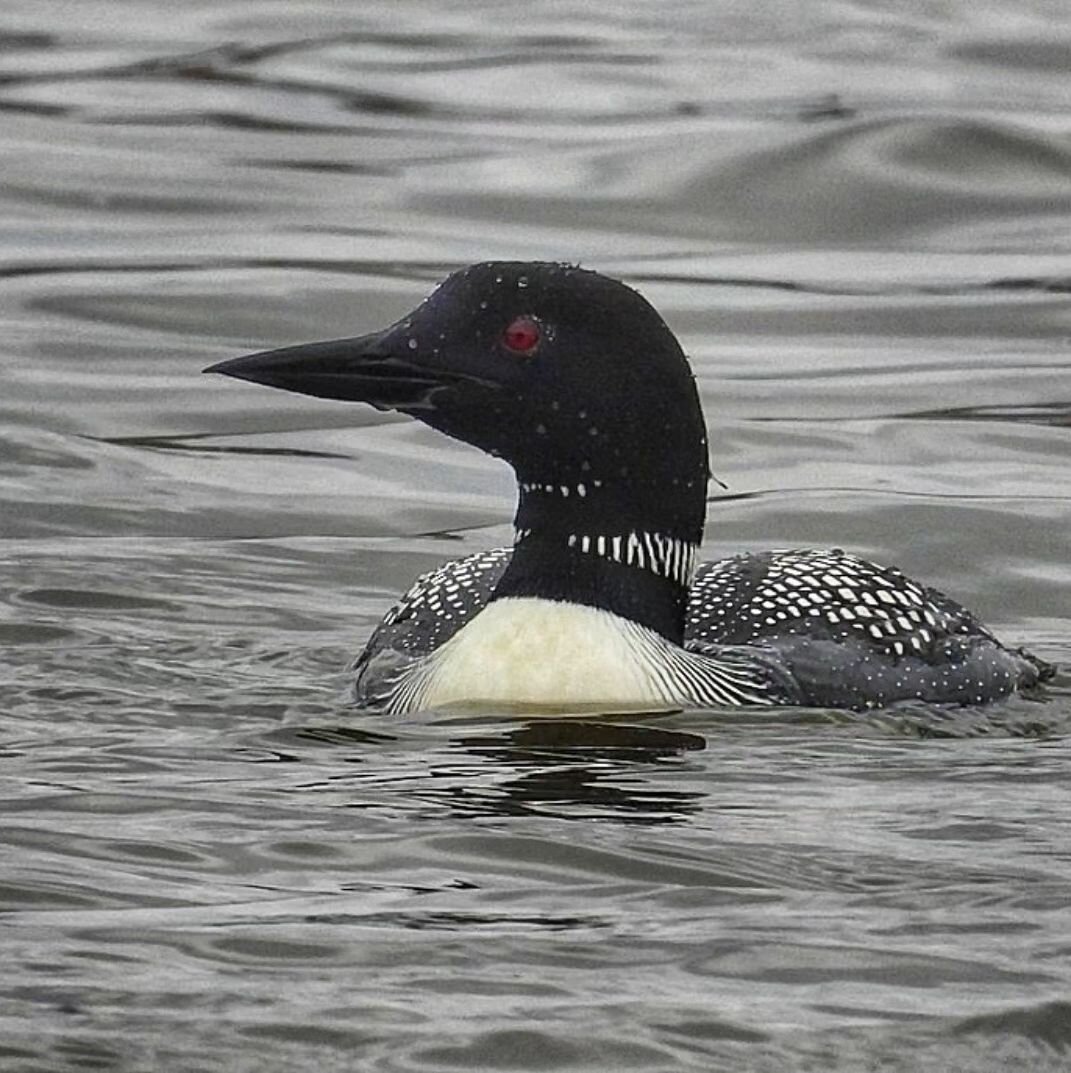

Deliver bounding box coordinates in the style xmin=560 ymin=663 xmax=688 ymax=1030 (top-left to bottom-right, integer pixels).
xmin=207 ymin=261 xmax=1054 ymax=714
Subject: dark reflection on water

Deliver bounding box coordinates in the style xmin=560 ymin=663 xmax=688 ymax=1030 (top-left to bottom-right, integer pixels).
xmin=2 ymin=1 xmax=1071 ymax=1071
xmin=288 ymin=723 xmax=398 ymax=747
xmin=903 ymin=401 xmax=1071 ymax=427
xmin=259 ymin=718 xmax=709 ymax=822
xmin=455 ymin=717 xmax=707 ymax=756
xmin=447 ymin=722 xmax=708 ymax=822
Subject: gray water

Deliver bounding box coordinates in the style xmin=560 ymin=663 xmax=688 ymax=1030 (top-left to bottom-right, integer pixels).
xmin=3 ymin=2 xmax=1071 ymax=1070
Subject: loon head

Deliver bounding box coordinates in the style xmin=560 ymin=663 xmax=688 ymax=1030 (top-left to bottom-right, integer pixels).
xmin=209 ymin=262 xmax=711 ymax=640
xmin=208 ymin=262 xmax=711 ymax=539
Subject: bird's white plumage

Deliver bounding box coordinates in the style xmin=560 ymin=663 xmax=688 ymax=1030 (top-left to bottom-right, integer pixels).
xmin=392 ymin=597 xmax=680 ymax=713
xmin=381 ymin=595 xmax=783 ymax=715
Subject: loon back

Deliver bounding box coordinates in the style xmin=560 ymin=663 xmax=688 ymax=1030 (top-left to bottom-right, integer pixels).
xmin=207 ymin=261 xmax=1053 ymax=714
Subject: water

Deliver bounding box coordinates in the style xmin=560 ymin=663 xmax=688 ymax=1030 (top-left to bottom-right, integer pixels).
xmin=3 ymin=2 xmax=1071 ymax=1069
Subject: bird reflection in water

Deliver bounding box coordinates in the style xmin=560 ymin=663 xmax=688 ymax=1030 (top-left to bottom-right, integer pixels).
xmin=281 ymin=718 xmax=707 ymax=822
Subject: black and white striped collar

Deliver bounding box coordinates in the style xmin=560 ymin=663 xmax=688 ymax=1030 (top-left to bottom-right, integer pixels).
xmin=514 ymin=527 xmax=697 ymax=589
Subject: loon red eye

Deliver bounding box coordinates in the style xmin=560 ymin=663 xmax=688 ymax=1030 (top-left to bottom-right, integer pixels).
xmin=501 ymin=316 xmax=542 ymax=355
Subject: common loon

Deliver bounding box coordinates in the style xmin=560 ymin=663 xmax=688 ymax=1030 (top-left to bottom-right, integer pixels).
xmin=207 ymin=261 xmax=1052 ymax=715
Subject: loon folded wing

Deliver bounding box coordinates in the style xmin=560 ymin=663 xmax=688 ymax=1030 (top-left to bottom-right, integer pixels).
xmin=683 ymin=548 xmax=1051 ymax=709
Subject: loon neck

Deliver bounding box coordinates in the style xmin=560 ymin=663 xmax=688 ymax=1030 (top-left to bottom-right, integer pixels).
xmin=490 ymin=480 xmax=703 ymax=643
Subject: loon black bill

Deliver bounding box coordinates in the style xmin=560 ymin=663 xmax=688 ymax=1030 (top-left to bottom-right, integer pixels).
xmin=205 ymin=334 xmax=497 ymax=411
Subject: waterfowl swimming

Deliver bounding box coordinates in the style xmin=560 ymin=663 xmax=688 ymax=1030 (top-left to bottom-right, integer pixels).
xmin=207 ymin=262 xmax=1051 ymax=714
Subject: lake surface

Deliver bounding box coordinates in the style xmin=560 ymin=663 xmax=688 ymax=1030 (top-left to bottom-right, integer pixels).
xmin=3 ymin=2 xmax=1071 ymax=1070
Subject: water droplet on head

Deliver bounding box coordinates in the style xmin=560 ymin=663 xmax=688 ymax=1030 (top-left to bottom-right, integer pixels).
xmin=407 ymin=338 xmax=418 ymax=350
xmin=517 ymin=276 xmax=528 ymax=288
